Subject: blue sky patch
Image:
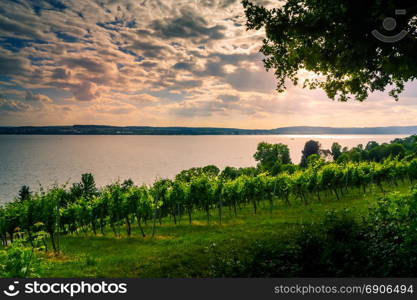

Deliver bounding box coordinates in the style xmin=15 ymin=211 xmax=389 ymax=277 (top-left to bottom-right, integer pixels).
xmin=55 ymin=32 xmax=79 ymax=43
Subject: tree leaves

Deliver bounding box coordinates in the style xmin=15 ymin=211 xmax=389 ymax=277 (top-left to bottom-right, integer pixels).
xmin=243 ymin=0 xmax=417 ymax=101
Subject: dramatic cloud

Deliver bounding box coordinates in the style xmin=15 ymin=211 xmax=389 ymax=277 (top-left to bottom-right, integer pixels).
xmin=0 ymin=99 xmax=30 ymax=112
xmin=25 ymin=91 xmax=53 ymax=104
xmin=219 ymin=94 xmax=239 ymax=103
xmin=0 ymin=0 xmax=416 ymax=128
xmin=151 ymin=7 xmax=226 ymax=41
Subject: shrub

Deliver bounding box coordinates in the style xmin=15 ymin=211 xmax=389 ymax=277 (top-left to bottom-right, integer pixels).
xmin=0 ymin=237 xmax=44 ymax=278
xmin=207 ymin=193 xmax=417 ymax=277
xmin=364 ymin=189 xmax=417 ymax=276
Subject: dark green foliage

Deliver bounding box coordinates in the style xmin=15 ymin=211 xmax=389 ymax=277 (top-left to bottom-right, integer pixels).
xmin=366 ymin=141 xmax=379 ymax=151
xmin=206 ymin=211 xmax=366 ymax=277
xmin=242 ymin=0 xmax=417 ymax=101
xmin=121 ymin=179 xmax=134 ymax=191
xmin=79 ymin=173 xmax=98 ymax=200
xmin=364 ymin=189 xmax=417 ymax=276
xmin=0 ymin=238 xmax=44 ymax=278
xmin=208 ymin=190 xmax=417 ymax=277
xmin=17 ymin=186 xmax=31 ymax=202
xmin=68 ymin=173 xmax=98 ymax=204
xmin=175 ymin=165 xmax=219 ymax=182
xmin=220 ymin=167 xmax=260 ymax=179
xmin=254 ymin=142 xmax=292 ymax=173
xmin=220 ymin=166 xmax=240 ymax=180
xmin=2 ymin=135 xmax=417 ymax=278
xmin=202 ymin=165 xmax=220 ymax=177
xmin=236 ymin=167 xmax=259 ymax=177
xmin=300 ymin=140 xmax=321 ymax=167
xmin=339 ymin=141 xmax=407 ymax=163
xmin=331 ymin=142 xmax=342 ymax=161
xmin=3 ymin=142 xmax=417 ymax=251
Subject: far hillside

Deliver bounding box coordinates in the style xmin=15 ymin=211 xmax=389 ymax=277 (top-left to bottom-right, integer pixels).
xmin=1 ymin=125 xmax=417 ymax=135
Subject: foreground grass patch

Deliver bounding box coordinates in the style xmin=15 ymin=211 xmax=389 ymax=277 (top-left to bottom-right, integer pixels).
xmin=44 ymin=183 xmax=410 ymax=277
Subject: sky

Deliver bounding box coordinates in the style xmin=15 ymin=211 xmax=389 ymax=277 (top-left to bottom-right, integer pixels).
xmin=1 ymin=0 xmax=417 ymax=129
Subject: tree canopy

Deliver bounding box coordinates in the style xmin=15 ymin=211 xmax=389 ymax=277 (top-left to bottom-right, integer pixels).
xmin=300 ymin=140 xmax=321 ymax=167
xmin=17 ymin=185 xmax=31 ymax=202
xmin=242 ymin=0 xmax=417 ymax=101
xmin=331 ymin=142 xmax=342 ymax=161
xmin=253 ymin=142 xmax=292 ymax=172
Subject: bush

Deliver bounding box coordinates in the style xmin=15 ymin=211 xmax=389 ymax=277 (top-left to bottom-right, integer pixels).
xmin=0 ymin=238 xmax=44 ymax=278
xmin=207 ymin=192 xmax=417 ymax=277
xmin=364 ymin=189 xmax=417 ymax=276
xmin=294 ymin=210 xmax=367 ymax=276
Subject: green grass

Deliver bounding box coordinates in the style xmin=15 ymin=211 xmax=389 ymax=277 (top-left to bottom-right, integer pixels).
xmin=43 ymin=182 xmax=412 ymax=277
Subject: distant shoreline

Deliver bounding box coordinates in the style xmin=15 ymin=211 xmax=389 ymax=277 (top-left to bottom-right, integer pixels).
xmin=0 ymin=125 xmax=416 ymax=135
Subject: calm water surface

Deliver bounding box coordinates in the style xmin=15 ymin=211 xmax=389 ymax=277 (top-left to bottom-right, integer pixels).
xmin=0 ymin=134 xmax=407 ymax=204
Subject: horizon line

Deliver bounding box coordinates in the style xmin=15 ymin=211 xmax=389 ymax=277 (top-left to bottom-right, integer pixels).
xmin=1 ymin=124 xmax=417 ymax=130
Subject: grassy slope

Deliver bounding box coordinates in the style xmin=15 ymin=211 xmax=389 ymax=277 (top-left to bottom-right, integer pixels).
xmin=43 ymin=183 xmax=412 ymax=277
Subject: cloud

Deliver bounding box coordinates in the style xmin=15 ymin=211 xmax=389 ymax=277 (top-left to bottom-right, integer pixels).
xmin=92 ymin=98 xmax=138 ymax=115
xmin=219 ymin=0 xmax=238 ymax=8
xmin=219 ymin=94 xmax=240 ymax=102
xmin=171 ymin=79 xmax=203 ymax=90
xmin=25 ymin=91 xmax=53 ymax=104
xmin=0 ymin=14 xmax=46 ymax=40
xmin=0 ymin=98 xmax=30 ymax=112
xmin=0 ymin=49 xmax=32 ymax=76
xmin=171 ymin=99 xmax=230 ymax=117
xmin=71 ymin=81 xmax=99 ymax=101
xmin=0 ymin=0 xmax=416 ymax=128
xmin=127 ymin=93 xmax=160 ymax=105
xmin=60 ymin=57 xmax=108 ymax=74
xmin=140 ymin=61 xmax=158 ymax=68
xmin=127 ymin=39 xmax=168 ymax=58
xmin=225 ymin=67 xmax=277 ymax=92
xmin=151 ymin=7 xmax=226 ymax=41
xmin=51 ymin=67 xmax=70 ymax=79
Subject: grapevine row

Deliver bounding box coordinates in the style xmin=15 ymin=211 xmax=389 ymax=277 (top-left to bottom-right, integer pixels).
xmin=1 ymin=158 xmax=416 ymax=251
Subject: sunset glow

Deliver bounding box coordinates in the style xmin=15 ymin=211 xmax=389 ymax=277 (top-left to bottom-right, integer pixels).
xmin=1 ymin=0 xmax=416 ymax=128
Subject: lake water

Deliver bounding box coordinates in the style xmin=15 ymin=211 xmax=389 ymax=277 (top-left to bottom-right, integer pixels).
xmin=0 ymin=134 xmax=407 ymax=204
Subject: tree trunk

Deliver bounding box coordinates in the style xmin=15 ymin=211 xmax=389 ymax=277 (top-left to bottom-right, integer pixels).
xmin=218 ymin=198 xmax=223 ymax=225
xmin=378 ymin=183 xmax=385 ymax=194
xmin=42 ymin=237 xmax=48 ymax=252
xmin=91 ymin=222 xmax=97 ymax=236
xmin=188 ymin=208 xmax=192 ymax=224
xmin=334 ymin=189 xmax=340 ymax=201
xmin=125 ymin=217 xmax=131 ymax=237
xmin=151 ymin=208 xmax=157 ymax=238
xmin=111 ymin=223 xmax=117 ymax=236
xmin=172 ymin=205 xmax=177 ymax=225
xmin=100 ymin=218 xmax=105 ymax=235
xmin=50 ymin=231 xmax=57 ymax=252
xmin=136 ymin=215 xmax=146 ymax=237
xmin=206 ymin=207 xmax=210 ymax=224
xmin=284 ymin=192 xmax=290 ymax=206
xmin=178 ymin=203 xmax=182 ymax=224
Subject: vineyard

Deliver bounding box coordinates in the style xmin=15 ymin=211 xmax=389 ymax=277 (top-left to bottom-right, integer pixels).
xmin=2 ymin=136 xmax=417 ymax=277
xmin=1 ymin=157 xmax=417 ymax=252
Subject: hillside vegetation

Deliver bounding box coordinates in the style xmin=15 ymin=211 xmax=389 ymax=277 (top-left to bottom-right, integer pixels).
xmin=2 ymin=135 xmax=417 ymax=277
